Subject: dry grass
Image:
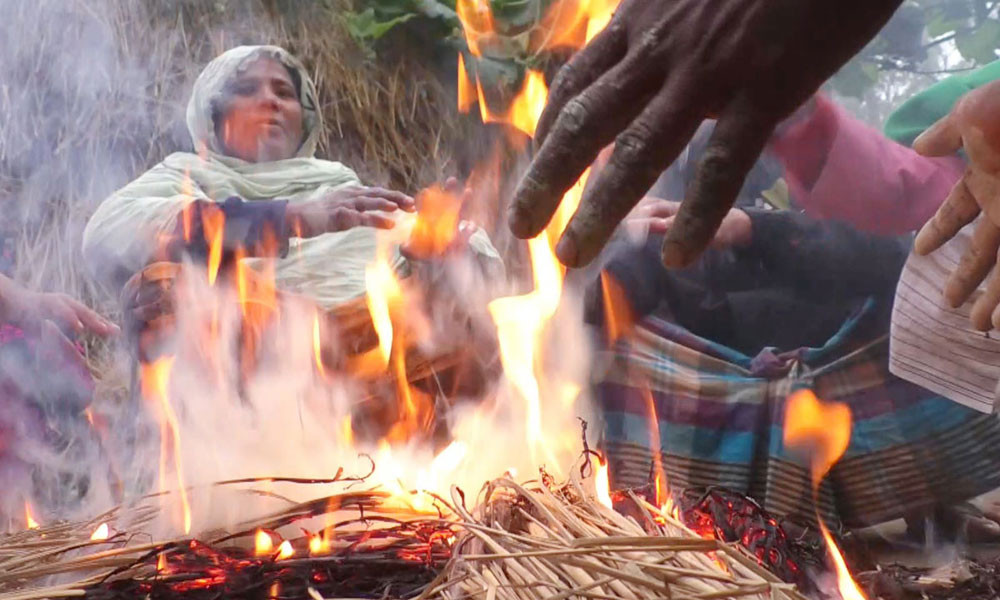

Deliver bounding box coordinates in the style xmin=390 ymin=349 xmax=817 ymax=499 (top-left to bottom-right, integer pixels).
xmin=0 ymin=0 xmax=476 ymax=399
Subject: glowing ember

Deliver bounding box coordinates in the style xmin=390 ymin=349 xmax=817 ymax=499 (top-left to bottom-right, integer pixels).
xmin=24 ymin=502 xmax=39 ymax=529
xmin=276 ymin=540 xmax=294 ymax=560
xmin=254 ymin=529 xmax=273 ymax=556
xmin=784 ymin=389 xmax=866 ymax=600
xmin=90 ymin=523 xmax=110 ymax=541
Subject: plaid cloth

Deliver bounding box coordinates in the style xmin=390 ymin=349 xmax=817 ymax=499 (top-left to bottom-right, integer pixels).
xmin=595 ymin=310 xmax=1000 ymax=527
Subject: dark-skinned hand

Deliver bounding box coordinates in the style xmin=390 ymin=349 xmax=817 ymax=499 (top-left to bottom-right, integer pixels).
xmin=508 ymin=0 xmax=902 ymax=268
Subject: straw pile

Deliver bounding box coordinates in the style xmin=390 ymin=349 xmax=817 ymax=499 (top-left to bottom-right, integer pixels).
xmin=0 ymin=466 xmax=807 ymax=600
xmin=432 ymin=473 xmax=806 ymax=600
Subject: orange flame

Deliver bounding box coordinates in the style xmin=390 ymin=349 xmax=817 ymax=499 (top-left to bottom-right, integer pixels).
xmin=338 ymin=415 xmax=354 ymax=446
xmin=455 ymin=0 xmax=495 ymax=57
xmin=457 ymin=54 xmax=476 ymax=113
xmin=254 ymin=529 xmax=273 ymax=556
xmin=783 ymin=390 xmax=866 ymax=600
xmin=312 ymin=311 xmax=326 ymax=379
xmin=24 ymin=502 xmax=39 ymax=529
xmin=141 ymin=357 xmax=192 ymax=534
xmin=534 ymin=0 xmax=620 ymax=51
xmin=504 ymin=71 xmax=548 ymax=139
xmin=90 ymin=523 xmax=110 ymax=541
xmin=309 ymin=531 xmax=330 ymax=555
xmin=200 ymin=204 xmax=225 ymax=286
xmin=349 ymin=257 xmax=401 ymax=376
xmin=157 ymin=553 xmax=167 ymax=571
xmin=406 ymin=184 xmax=464 ymax=258
xmin=276 ymin=540 xmax=294 ymax=560
xmin=595 ymin=459 xmax=613 ymax=509
xmin=600 ymin=271 xmax=636 ymax=344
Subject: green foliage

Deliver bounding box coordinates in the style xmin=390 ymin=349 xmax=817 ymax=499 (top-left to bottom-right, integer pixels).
xmin=832 ymin=0 xmax=999 ymax=99
xmin=342 ymin=0 xmax=457 ymax=45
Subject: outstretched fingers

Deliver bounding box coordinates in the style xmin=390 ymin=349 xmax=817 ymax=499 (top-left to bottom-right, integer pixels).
xmin=553 ymin=84 xmax=702 ymax=266
xmin=509 ymin=51 xmax=660 ymax=240
xmin=914 ymin=174 xmax=980 ymax=255
xmin=913 ymin=113 xmax=962 ymax=157
xmin=945 ymin=216 xmax=1000 ymax=309
xmin=661 ymin=97 xmax=778 ymax=267
xmin=534 ymin=15 xmax=628 ymax=146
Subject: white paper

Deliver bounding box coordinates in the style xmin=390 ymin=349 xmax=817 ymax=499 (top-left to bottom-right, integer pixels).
xmin=890 ymin=219 xmax=1000 ymax=414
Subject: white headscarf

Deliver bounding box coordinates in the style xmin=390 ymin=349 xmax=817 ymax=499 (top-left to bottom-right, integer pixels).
xmin=84 ymin=45 xmax=498 ymax=307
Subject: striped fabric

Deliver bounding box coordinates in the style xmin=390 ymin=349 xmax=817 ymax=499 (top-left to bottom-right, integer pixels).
xmin=596 ymin=314 xmax=1000 ymax=527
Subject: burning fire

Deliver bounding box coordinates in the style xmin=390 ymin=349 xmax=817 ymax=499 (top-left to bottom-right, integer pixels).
xmin=140 ymin=357 xmax=191 ymax=535
xmin=254 ymin=529 xmax=273 ymax=556
xmin=90 ymin=523 xmax=110 ymax=541
xmin=118 ymin=0 xmax=619 ymax=546
xmin=24 ymin=502 xmax=39 ymax=529
xmin=276 ymin=540 xmax=294 ymax=560
xmin=595 ymin=459 xmax=613 ymax=509
xmin=783 ymin=389 xmax=866 ymax=600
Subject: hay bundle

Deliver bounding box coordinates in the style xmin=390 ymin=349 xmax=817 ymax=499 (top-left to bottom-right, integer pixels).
xmin=432 ymin=474 xmax=806 ymax=600
xmin=0 ymin=468 xmax=807 ymax=600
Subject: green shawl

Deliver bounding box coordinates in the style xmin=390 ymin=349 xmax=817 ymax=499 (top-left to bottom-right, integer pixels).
xmin=83 ymin=45 xmax=499 ymax=308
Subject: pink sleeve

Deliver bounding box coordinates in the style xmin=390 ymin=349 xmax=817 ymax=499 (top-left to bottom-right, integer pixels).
xmin=770 ymin=95 xmax=965 ymax=235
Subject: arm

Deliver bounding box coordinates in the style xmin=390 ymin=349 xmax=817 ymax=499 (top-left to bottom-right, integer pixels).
xmin=769 ymin=94 xmax=965 ymax=234
xmin=739 ymin=208 xmax=910 ymax=302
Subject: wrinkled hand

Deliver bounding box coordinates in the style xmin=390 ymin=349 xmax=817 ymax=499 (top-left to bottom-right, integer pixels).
xmin=508 ymin=0 xmax=902 ymax=268
xmin=0 ymin=274 xmax=118 ymax=337
xmin=627 ymin=198 xmax=752 ymax=248
xmin=912 ymin=79 xmax=1000 ymax=330
xmin=287 ymin=185 xmax=415 ymax=239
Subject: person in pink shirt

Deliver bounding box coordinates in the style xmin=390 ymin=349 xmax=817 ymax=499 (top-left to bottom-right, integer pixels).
xmin=768 ymin=94 xmax=964 ymax=235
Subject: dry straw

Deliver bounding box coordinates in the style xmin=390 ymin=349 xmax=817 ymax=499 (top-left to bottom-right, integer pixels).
xmin=0 ymin=468 xmax=806 ymax=600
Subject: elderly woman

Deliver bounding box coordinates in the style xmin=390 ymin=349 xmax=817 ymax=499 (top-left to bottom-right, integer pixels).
xmin=83 ymin=45 xmax=498 ymax=308
xmin=83 ymin=47 xmax=501 ymax=443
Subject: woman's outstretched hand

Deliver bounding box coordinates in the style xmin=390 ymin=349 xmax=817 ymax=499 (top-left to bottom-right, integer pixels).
xmin=287 ymin=185 xmax=416 ymax=238
xmin=912 ymin=79 xmax=1000 ymax=330
xmin=0 ymin=274 xmax=118 ymax=338
xmin=507 ymin=0 xmax=902 ymax=269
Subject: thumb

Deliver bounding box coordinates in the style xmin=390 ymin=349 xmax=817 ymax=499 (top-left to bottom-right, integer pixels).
xmin=913 ymin=113 xmax=962 ymax=157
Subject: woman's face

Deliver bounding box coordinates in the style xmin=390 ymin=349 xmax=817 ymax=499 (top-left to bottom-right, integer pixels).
xmin=218 ymin=57 xmax=304 ymax=162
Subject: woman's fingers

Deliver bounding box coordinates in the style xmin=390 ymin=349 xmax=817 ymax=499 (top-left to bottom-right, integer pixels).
xmin=357 ymin=186 xmax=415 ymax=211
xmin=914 ymin=174 xmax=981 ymax=255
xmin=352 ymin=197 xmax=402 ymax=213
xmin=944 ymin=217 xmax=1000 ymax=309
xmin=69 ymin=298 xmax=119 ymax=337
xmin=913 ymin=113 xmax=962 ymax=157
